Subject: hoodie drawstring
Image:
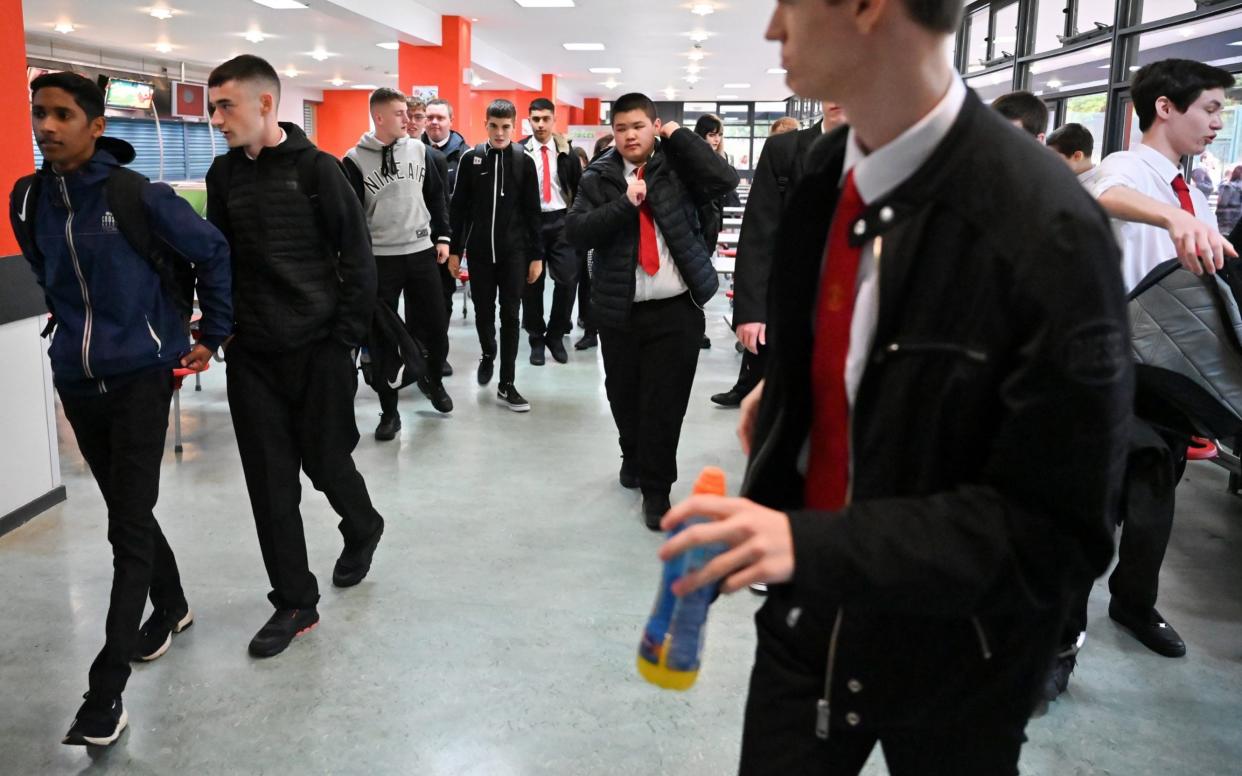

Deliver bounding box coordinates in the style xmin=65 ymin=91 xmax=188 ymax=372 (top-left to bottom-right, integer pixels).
xmin=380 ymin=142 xmax=398 ymax=177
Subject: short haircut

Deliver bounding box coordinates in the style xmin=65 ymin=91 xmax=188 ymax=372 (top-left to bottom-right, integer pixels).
xmin=593 ymin=133 xmax=615 ymax=157
xmin=1131 ymin=59 xmax=1235 ymax=133
xmin=370 ymin=87 xmax=407 ymax=111
xmin=694 ymin=114 xmax=724 ymax=137
xmin=899 ymin=0 xmax=963 ymax=33
xmin=487 ymin=99 xmax=517 ymax=121
xmin=770 ymin=117 xmax=800 ymax=135
xmin=992 ymin=90 xmax=1048 ymax=137
xmin=1232 ymin=166 xmax=1242 ymax=183
xmin=529 ymin=98 xmax=556 ymax=114
xmin=611 ymin=93 xmax=657 ymax=123
xmin=31 ymin=72 xmax=105 ymax=121
xmin=426 ymin=98 xmax=454 ymax=119
xmin=1046 ymin=123 xmax=1094 ymax=159
xmin=208 ymin=54 xmax=282 ymax=101
xmin=407 ymin=98 xmax=426 ymax=113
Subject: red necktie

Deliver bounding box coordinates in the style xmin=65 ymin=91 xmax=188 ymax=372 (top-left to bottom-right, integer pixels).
xmin=1171 ymin=174 xmax=1195 ymax=216
xmin=636 ymin=165 xmax=660 ymax=276
xmin=541 ymin=145 xmax=553 ymax=204
xmin=805 ymin=170 xmax=867 ymax=511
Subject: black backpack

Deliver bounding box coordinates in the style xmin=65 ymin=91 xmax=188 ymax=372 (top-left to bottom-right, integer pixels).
xmin=474 ymin=143 xmax=526 ymax=194
xmin=10 ymin=167 xmax=196 ymax=335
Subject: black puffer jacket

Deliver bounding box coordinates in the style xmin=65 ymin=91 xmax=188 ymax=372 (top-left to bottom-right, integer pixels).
xmin=206 ymin=122 xmax=376 ymax=350
xmin=565 ymin=128 xmax=738 ymax=330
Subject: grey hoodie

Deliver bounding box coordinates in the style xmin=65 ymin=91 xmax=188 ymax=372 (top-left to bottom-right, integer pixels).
xmin=342 ymin=133 xmax=450 ymax=257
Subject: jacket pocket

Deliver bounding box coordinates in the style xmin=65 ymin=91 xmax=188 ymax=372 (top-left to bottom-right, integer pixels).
xmin=875 ymin=340 xmax=990 ymax=365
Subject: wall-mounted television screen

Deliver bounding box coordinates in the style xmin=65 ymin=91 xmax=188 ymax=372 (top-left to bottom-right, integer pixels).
xmin=104 ymin=78 xmax=154 ymax=111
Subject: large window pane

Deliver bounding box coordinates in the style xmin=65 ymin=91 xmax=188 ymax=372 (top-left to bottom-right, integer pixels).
xmin=1135 ymin=8 xmax=1242 ymax=71
xmin=1034 ymin=0 xmax=1069 ymax=53
xmin=1075 ymin=0 xmax=1116 ymax=31
xmin=965 ymin=67 xmax=1015 ymax=102
xmin=1063 ymin=93 xmax=1108 ymax=163
xmin=994 ymin=3 xmax=1020 ymax=59
xmin=1028 ymin=42 xmax=1111 ymax=96
xmin=1140 ymin=0 xmax=1198 ymax=25
xmin=723 ymin=137 xmax=752 ymax=170
xmin=754 ymin=101 xmax=788 ymax=137
xmin=682 ymin=101 xmax=717 ymax=129
xmin=966 ymin=7 xmax=991 ymax=72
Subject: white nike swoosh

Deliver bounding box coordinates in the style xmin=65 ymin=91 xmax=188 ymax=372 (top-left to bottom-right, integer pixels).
xmin=18 ymin=186 xmax=30 ymax=222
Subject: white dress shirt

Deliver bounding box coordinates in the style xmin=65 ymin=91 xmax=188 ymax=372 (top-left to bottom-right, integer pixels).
xmin=1078 ymin=165 xmax=1101 ymax=189
xmin=624 ymin=158 xmax=690 ymax=302
xmin=530 ymin=138 xmax=568 ymax=213
xmin=1090 ymin=142 xmax=1217 ymax=292
xmin=839 ymin=76 xmax=968 ymax=407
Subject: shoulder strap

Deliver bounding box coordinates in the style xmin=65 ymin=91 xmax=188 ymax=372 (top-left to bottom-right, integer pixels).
xmin=105 ymin=167 xmax=153 ymax=260
xmin=297 ymin=147 xmax=323 ymax=204
xmin=9 ymin=174 xmax=42 ymax=263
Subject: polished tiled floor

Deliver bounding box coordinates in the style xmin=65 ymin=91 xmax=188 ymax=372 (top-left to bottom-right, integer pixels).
xmin=2 ymin=290 xmax=1241 ymax=775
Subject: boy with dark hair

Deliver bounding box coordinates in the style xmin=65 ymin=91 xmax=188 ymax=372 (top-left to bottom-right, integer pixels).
xmin=657 ymin=0 xmax=1130 ymax=771
xmin=521 ymin=97 xmax=583 ymax=365
xmin=448 ymin=99 xmax=543 ymax=411
xmin=11 ymin=72 xmax=232 ymax=746
xmin=206 ymin=54 xmax=385 ymax=659
xmin=566 ymin=92 xmax=737 ymax=528
xmin=343 ymin=88 xmax=454 ymax=441
xmin=993 ymin=90 xmax=1049 ymax=141
xmin=1047 ymin=122 xmax=1099 ymax=187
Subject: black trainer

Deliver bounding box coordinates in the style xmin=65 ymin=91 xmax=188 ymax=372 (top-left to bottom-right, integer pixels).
xmin=375 ymin=413 xmax=401 ymax=441
xmin=248 ymin=608 xmax=320 ymax=658
xmin=63 ymin=693 xmax=127 ymax=747
xmin=1109 ymin=601 xmax=1186 ymax=657
xmin=574 ymin=331 xmax=598 ymax=351
xmin=497 ymin=383 xmax=531 ymax=413
xmin=333 ymin=521 xmax=385 ymax=588
xmin=619 ymin=459 xmax=640 ymax=490
xmin=700 ymin=335 xmax=712 ymax=350
xmin=711 ymin=389 xmax=746 ymax=408
xmin=418 ymin=377 xmax=454 ymax=414
xmin=132 ymin=606 xmax=194 ymax=662
xmin=642 ymin=491 xmax=671 ymax=531
xmin=477 ymin=356 xmax=495 ymax=385
xmin=530 ymin=337 xmax=546 ymax=366
xmin=546 ymin=336 xmax=569 ymax=364
xmin=441 ymin=361 xmax=454 ymax=377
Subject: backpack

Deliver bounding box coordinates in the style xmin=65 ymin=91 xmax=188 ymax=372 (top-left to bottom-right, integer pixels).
xmin=473 ymin=143 xmax=526 ymax=194
xmin=11 ymin=168 xmax=196 ymax=336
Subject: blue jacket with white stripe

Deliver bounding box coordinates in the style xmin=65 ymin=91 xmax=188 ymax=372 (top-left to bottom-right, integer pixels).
xmin=11 ymin=138 xmax=232 ymax=396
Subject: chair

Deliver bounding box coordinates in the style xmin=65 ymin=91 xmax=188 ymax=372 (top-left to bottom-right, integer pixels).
xmin=171 ymin=362 xmax=210 ymax=454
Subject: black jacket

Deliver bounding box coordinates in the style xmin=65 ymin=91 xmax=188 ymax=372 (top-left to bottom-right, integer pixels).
xmin=427 ymin=145 xmax=452 ymax=216
xmin=206 ymin=122 xmax=376 ymax=350
xmin=744 ymin=93 xmax=1132 ymax=731
xmin=449 ymin=142 xmax=542 ymax=265
xmin=422 ymin=130 xmax=468 ymax=193
xmin=565 ymin=128 xmax=738 ymax=330
xmin=733 ymin=122 xmax=821 ymax=325
xmin=520 ymin=134 xmax=583 ymax=210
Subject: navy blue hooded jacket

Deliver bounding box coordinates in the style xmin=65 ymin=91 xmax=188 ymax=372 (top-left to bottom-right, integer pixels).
xmin=11 ymin=137 xmax=232 ymax=396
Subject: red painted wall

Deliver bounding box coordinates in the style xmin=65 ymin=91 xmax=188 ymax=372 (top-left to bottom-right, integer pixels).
xmin=1 ymin=0 xmax=34 ymax=256
xmin=399 ymin=17 xmax=475 ymax=143
xmin=316 ymin=89 xmax=371 ymax=158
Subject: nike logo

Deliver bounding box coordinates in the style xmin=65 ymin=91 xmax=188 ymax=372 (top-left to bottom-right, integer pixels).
xmin=18 ymin=186 xmax=30 ymax=222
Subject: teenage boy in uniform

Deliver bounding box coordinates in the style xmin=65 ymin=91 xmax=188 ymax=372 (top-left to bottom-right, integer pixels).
xmin=343 ymin=88 xmax=454 ymax=441
xmin=448 ymin=99 xmax=543 ymax=412
xmin=424 ymin=98 xmax=470 ymax=339
xmin=206 ymin=55 xmax=385 ymax=659
xmin=657 ymin=0 xmax=1130 ymax=772
xmin=11 ymin=72 xmax=232 ymax=746
xmin=566 ymin=93 xmax=738 ymax=528
xmin=520 ymin=98 xmax=582 ymax=365
xmin=1047 ymin=122 xmax=1101 ymax=189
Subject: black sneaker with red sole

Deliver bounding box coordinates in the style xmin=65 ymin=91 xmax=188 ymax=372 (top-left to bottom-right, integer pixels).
xmin=248 ymin=608 xmax=319 ymax=658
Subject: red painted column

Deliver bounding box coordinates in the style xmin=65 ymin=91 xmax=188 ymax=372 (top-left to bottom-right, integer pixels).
xmin=316 ymin=89 xmax=371 ymax=158
xmin=584 ymin=98 xmax=602 ymax=127
xmin=400 ymin=16 xmax=474 ymax=142
xmin=0 ymin=0 xmax=35 ymax=257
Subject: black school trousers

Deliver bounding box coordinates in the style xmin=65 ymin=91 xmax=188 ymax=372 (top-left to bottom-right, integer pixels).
xmin=599 ymin=293 xmax=705 ymax=494
xmin=226 ymin=338 xmax=384 ymax=610
xmin=375 ymin=248 xmax=451 ymax=414
xmin=60 ymin=368 xmax=184 ymax=703
xmin=469 ymin=256 xmax=527 ymax=386
xmin=522 ymin=209 xmax=579 ymax=341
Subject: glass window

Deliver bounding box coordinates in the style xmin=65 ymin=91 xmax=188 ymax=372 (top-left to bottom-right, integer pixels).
xmin=754 ymin=101 xmax=788 ymax=138
xmin=682 ymin=101 xmax=716 ymax=128
xmin=1034 ymin=0 xmax=1068 ymax=53
xmin=1074 ymin=0 xmax=1116 ymax=31
xmin=1135 ymin=8 xmax=1242 ymax=71
xmin=965 ymin=67 xmax=1015 ymax=103
xmin=724 ymin=137 xmax=753 ymax=171
xmin=1028 ymin=42 xmax=1111 ymax=96
xmin=966 ymin=6 xmax=991 ymax=72
xmin=1140 ymin=0 xmax=1199 ymax=25
xmin=994 ymin=2 xmax=1020 ymax=59
xmin=1063 ymin=92 xmax=1108 ymax=163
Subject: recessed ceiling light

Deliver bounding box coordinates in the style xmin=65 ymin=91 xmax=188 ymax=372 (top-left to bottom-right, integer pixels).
xmin=149 ymin=7 xmax=174 ymax=20
xmin=688 ymin=30 xmax=711 ymax=42
xmin=1046 ymin=79 xmax=1063 ymax=89
xmin=376 ymin=42 xmax=400 ymax=50
xmin=723 ymin=83 xmax=750 ymax=89
xmin=308 ymin=49 xmax=334 ymax=61
xmin=601 ymin=79 xmax=620 ymax=89
xmin=685 ymin=75 xmax=700 ymax=84
xmin=691 ymin=3 xmax=715 ymax=15
xmin=352 ymin=84 xmax=379 ymax=90
xmin=329 ymin=77 xmax=346 ymax=87
xmin=767 ymin=67 xmax=786 ymax=74
xmin=155 ymin=41 xmax=173 ymax=53
xmin=252 ymin=0 xmax=308 ymax=8
xmin=243 ymin=30 xmax=267 ymax=43
xmin=686 ymin=64 xmax=702 ymax=74
xmin=54 ymin=21 xmax=75 ymax=34
xmin=687 ymin=51 xmax=705 ymax=61
xmin=284 ymin=67 xmax=299 ymax=77
xmin=563 ymin=42 xmax=605 ymax=51
xmin=589 ymin=67 xmax=621 ymax=74
xmin=515 ymin=0 xmax=575 ymax=6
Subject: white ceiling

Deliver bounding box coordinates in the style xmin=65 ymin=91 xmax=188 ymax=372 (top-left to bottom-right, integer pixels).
xmin=22 ymin=0 xmax=792 ymax=103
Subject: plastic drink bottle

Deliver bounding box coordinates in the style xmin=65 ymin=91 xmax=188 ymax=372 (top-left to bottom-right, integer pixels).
xmin=637 ymin=467 xmax=728 ymax=691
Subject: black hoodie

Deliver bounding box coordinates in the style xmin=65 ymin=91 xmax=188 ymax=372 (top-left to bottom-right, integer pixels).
xmin=449 ymin=142 xmax=541 ymax=265
xmin=206 ymin=122 xmax=376 ymax=350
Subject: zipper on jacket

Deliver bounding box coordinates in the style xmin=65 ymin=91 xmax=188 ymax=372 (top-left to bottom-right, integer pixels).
xmin=491 ymin=152 xmax=500 ymax=262
xmin=876 ymin=341 xmax=990 ymax=364
xmin=816 ymin=607 xmax=846 ymax=741
xmin=58 ymin=176 xmax=96 ymax=382
xmin=971 ymin=616 xmax=993 ymax=660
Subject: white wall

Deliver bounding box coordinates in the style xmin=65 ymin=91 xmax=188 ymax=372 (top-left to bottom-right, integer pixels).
xmin=0 ymin=316 xmax=60 ymax=518
xmin=279 ymin=84 xmax=325 ymax=130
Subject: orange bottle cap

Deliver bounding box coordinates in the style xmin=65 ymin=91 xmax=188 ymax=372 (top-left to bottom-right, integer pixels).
xmin=692 ymin=466 xmax=727 ymax=496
